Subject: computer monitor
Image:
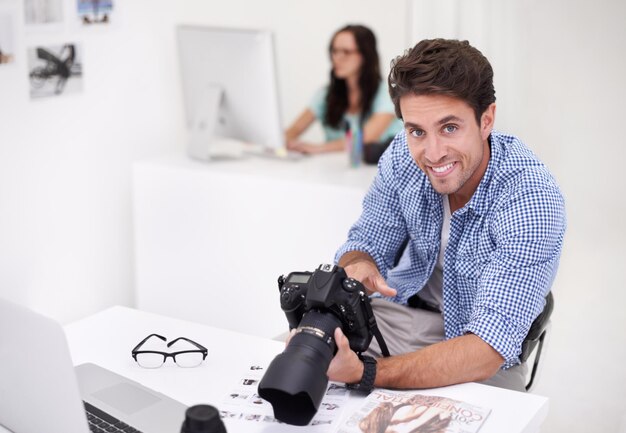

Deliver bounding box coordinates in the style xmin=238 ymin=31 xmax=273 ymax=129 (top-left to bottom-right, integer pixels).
xmin=176 ymin=25 xmax=285 ymax=160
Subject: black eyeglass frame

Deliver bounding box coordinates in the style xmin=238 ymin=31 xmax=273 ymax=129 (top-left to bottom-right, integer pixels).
xmin=131 ymin=333 xmax=208 ymax=367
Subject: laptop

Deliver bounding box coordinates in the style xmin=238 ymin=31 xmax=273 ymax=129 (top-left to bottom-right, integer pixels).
xmin=0 ymin=297 xmax=188 ymax=433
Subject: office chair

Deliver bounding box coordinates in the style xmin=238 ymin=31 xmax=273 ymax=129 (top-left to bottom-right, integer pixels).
xmin=520 ymin=291 xmax=554 ymax=391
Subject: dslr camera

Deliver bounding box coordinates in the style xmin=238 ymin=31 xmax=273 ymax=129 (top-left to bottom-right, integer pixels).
xmin=258 ymin=264 xmax=383 ymax=426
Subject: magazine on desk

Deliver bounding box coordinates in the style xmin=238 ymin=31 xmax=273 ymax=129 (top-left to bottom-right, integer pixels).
xmin=337 ymin=389 xmax=491 ymax=433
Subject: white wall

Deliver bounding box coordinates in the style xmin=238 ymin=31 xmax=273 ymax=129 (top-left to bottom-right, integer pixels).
xmin=0 ymin=0 xmax=407 ymax=322
xmin=519 ymin=2 xmax=626 ymax=432
xmin=0 ymin=1 xmax=183 ymax=320
xmin=0 ymin=0 xmax=625 ymax=432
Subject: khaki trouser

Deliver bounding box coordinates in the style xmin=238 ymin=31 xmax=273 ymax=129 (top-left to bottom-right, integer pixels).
xmin=365 ymin=298 xmax=528 ymax=392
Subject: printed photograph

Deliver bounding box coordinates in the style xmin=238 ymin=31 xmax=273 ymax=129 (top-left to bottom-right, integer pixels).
xmin=320 ymin=402 xmax=341 ymax=412
xmin=262 ymin=415 xmax=280 ymax=424
xmin=24 ymin=0 xmax=63 ymax=26
xmin=77 ymin=0 xmax=114 ymax=25
xmin=27 ymin=43 xmax=83 ymax=99
xmin=0 ymin=13 xmax=16 ymax=65
xmin=326 ymin=383 xmax=349 ymax=396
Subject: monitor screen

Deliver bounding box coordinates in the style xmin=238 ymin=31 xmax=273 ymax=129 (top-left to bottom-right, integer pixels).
xmin=177 ymin=25 xmax=284 ymax=160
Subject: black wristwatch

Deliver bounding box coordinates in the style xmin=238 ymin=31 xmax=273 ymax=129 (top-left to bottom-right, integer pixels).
xmin=348 ymin=355 xmax=377 ymax=393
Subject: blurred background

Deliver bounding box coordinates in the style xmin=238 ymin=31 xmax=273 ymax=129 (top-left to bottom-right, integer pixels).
xmin=0 ymin=0 xmax=624 ymax=431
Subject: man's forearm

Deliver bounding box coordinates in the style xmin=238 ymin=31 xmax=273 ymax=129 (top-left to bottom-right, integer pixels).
xmin=375 ymin=334 xmax=504 ymax=389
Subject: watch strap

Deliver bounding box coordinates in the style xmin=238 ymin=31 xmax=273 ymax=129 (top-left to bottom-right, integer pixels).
xmin=348 ymin=355 xmax=376 ymax=393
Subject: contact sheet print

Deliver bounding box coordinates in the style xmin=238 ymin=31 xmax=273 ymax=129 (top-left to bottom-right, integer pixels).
xmin=219 ymin=364 xmax=350 ymax=429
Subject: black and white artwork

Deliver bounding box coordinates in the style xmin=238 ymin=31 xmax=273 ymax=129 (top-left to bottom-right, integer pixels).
xmin=77 ymin=0 xmax=114 ymax=26
xmin=28 ymin=43 xmax=83 ymax=99
xmin=24 ymin=0 xmax=63 ymax=26
xmin=0 ymin=12 xmax=16 ymax=66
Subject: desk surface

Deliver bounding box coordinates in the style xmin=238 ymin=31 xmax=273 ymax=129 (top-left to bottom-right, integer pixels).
xmin=65 ymin=306 xmax=548 ymax=433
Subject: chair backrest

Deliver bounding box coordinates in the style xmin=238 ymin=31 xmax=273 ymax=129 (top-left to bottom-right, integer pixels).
xmin=521 ymin=291 xmax=554 ymax=391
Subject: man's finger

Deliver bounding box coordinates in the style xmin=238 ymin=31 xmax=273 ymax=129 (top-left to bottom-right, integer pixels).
xmin=334 ymin=328 xmax=349 ymax=351
xmin=373 ymin=274 xmax=397 ymax=297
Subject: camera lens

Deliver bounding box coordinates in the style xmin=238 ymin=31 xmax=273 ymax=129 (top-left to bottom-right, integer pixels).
xmin=258 ymin=310 xmax=342 ymax=426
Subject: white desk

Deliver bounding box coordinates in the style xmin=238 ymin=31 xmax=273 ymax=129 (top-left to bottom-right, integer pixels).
xmin=132 ymin=152 xmax=378 ymax=338
xmin=64 ymin=306 xmax=548 ymax=433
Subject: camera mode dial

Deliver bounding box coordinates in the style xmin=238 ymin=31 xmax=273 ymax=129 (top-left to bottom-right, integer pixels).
xmin=342 ymin=278 xmax=359 ymax=292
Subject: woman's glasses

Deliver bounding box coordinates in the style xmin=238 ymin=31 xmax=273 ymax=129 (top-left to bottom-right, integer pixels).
xmin=330 ymin=48 xmax=359 ymax=57
xmin=131 ymin=334 xmax=207 ymax=368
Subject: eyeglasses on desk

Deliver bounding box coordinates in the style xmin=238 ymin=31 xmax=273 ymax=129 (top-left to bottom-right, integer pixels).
xmin=131 ymin=333 xmax=208 ymax=368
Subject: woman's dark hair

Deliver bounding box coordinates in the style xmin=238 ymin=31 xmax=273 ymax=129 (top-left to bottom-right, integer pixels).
xmin=324 ymin=24 xmax=381 ymax=129
xmin=388 ymin=39 xmax=495 ymax=124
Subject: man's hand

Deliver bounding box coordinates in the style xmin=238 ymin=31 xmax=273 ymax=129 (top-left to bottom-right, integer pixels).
xmin=327 ymin=328 xmax=363 ymax=384
xmin=339 ymin=251 xmax=397 ymax=297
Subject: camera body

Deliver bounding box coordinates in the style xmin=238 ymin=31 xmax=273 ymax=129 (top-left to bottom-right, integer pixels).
xmin=259 ymin=263 xmax=383 ymax=426
xmin=278 ymin=263 xmax=374 ymax=354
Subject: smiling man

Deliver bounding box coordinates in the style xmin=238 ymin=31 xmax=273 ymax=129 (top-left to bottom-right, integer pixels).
xmin=330 ymin=39 xmax=566 ymax=392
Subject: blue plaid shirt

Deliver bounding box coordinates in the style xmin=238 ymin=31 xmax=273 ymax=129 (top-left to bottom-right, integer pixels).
xmin=335 ymin=131 xmax=566 ymax=367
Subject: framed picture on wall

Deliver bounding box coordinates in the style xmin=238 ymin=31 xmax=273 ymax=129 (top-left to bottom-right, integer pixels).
xmin=76 ymin=0 xmax=115 ymax=26
xmin=0 ymin=10 xmax=16 ymax=66
xmin=27 ymin=43 xmax=83 ymax=99
xmin=24 ymin=0 xmax=64 ymax=28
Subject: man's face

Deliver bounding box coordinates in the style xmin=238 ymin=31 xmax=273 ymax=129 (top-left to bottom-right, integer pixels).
xmin=400 ymin=93 xmax=495 ymax=201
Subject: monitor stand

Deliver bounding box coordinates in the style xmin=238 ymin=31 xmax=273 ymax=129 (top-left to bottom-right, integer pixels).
xmin=187 ymin=84 xmax=245 ymax=161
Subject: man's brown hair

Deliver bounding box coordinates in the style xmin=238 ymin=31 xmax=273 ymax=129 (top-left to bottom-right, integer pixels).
xmin=388 ymin=39 xmax=495 ymax=124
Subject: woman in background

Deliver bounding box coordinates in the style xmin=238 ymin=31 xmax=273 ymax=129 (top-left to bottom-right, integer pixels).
xmin=285 ymin=24 xmax=402 ymax=156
